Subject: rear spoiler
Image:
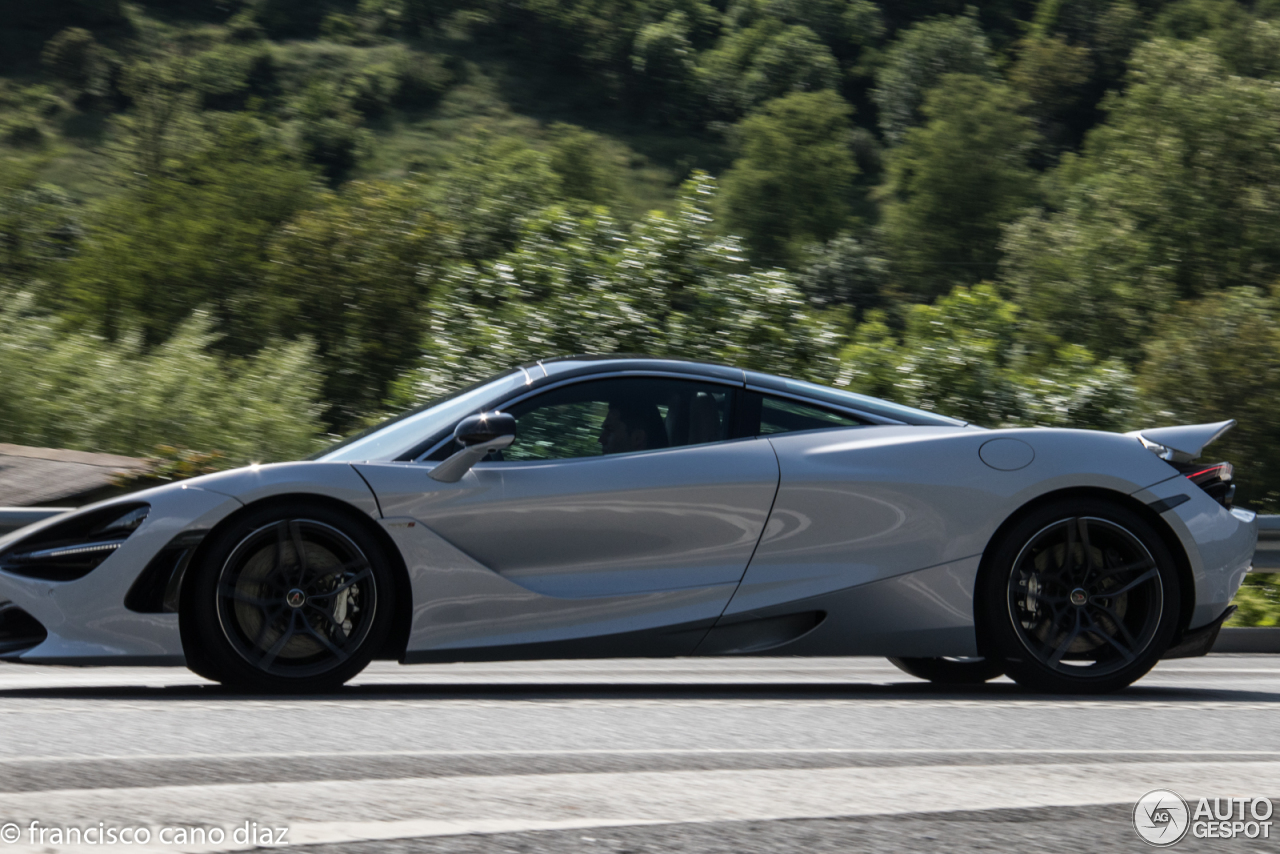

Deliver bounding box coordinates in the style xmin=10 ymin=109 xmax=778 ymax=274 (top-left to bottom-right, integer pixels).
xmin=1126 ymin=420 xmax=1236 ymax=463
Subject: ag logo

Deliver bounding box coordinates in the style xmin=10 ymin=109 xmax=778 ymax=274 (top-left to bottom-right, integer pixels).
xmin=1134 ymin=789 xmax=1191 ymax=846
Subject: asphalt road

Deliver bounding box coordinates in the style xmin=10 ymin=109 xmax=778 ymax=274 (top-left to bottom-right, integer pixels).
xmin=0 ymin=656 xmax=1278 ymax=853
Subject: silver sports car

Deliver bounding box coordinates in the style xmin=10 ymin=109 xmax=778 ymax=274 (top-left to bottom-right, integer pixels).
xmin=0 ymin=356 xmax=1259 ymax=693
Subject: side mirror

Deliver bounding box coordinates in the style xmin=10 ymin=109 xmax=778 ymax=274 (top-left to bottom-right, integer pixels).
xmin=428 ymin=411 xmax=516 ymax=483
xmin=454 ymin=411 xmax=517 ymax=448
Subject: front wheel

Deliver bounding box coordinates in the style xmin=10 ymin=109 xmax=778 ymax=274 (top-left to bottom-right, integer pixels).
xmin=978 ymin=498 xmax=1181 ymax=694
xmin=181 ymin=502 xmax=394 ymax=693
xmin=888 ymin=656 xmax=1005 ymax=684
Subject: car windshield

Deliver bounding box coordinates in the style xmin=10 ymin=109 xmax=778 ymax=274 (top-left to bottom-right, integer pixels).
xmin=314 ymin=369 xmax=531 ymax=462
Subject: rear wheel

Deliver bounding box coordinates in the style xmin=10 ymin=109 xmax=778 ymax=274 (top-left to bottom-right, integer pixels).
xmin=181 ymin=502 xmax=393 ymax=692
xmin=979 ymin=498 xmax=1180 ymax=694
xmin=888 ymin=656 xmax=1004 ymax=684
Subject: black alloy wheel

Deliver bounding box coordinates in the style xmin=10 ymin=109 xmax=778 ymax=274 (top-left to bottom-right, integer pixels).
xmin=182 ymin=502 xmax=394 ymax=692
xmin=979 ymin=498 xmax=1180 ymax=694
xmin=888 ymin=656 xmax=1005 ymax=685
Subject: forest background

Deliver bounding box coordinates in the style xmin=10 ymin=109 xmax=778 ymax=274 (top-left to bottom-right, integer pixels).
xmin=1 ymin=0 xmax=1278 ymax=617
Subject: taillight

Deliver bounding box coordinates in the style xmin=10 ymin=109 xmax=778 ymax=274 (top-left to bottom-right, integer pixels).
xmin=1176 ymin=461 xmax=1234 ymax=509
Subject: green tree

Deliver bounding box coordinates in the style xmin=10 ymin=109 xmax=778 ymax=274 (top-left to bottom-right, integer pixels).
xmin=0 ymin=178 xmax=82 ymax=284
xmin=1029 ymin=0 xmax=1143 ymax=80
xmin=1138 ymin=287 xmax=1280 ymax=512
xmin=881 ymin=74 xmax=1038 ymax=296
xmin=718 ymin=90 xmax=857 ymax=263
xmin=1153 ymin=0 xmax=1280 ymax=78
xmin=113 ymin=56 xmax=203 ymax=177
xmin=41 ymin=28 xmax=116 ymax=105
xmin=64 ymin=115 xmax=315 ymax=349
xmin=267 ymin=180 xmax=444 ymax=429
xmin=291 ymin=81 xmax=369 ymax=184
xmin=393 ymin=173 xmax=839 ymax=406
xmin=798 ymin=232 xmax=886 ymax=315
xmin=189 ymin=43 xmax=279 ymax=112
xmin=631 ymin=11 xmax=701 ymax=124
xmin=838 ymin=284 xmax=1137 ymax=430
xmin=699 ymin=21 xmax=839 ymax=117
xmin=0 ymin=298 xmax=323 ymax=463
xmin=739 ymin=25 xmax=840 ymax=108
xmin=1002 ymin=38 xmax=1280 ymax=360
xmin=761 ymin=0 xmax=884 ymax=62
xmin=428 ymin=132 xmax=563 ymax=263
xmin=546 ymin=123 xmax=622 ymax=206
xmin=871 ymin=12 xmax=995 ymax=144
xmin=1008 ymin=35 xmax=1094 ymax=157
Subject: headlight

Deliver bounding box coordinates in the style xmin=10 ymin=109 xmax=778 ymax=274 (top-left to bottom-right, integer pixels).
xmin=0 ymin=504 xmax=149 ymax=581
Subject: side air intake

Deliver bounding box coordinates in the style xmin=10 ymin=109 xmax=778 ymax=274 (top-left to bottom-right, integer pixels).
xmin=0 ymin=602 xmax=47 ymax=658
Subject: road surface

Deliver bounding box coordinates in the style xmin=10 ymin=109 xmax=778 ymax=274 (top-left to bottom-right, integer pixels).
xmin=0 ymin=656 xmax=1277 ymax=852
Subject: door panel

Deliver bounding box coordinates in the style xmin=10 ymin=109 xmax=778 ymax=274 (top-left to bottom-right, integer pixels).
xmin=379 ymin=517 xmax=738 ymax=657
xmin=356 ymin=438 xmax=779 ymax=653
xmin=723 ymin=426 xmax=986 ymax=617
xmin=479 ymin=439 xmax=779 ymax=597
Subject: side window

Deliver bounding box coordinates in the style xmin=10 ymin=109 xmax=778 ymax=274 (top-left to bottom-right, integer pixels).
xmin=499 ymin=378 xmax=735 ymax=462
xmin=758 ymin=394 xmax=863 ymax=435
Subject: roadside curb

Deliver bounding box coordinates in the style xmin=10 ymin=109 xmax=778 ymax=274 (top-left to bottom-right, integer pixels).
xmin=1212 ymin=627 xmax=1280 ymax=654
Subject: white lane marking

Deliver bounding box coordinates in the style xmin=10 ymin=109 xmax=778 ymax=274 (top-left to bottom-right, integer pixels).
xmin=5 ymin=700 xmax=1280 ymax=722
xmin=0 ymin=659 xmax=1274 ymax=688
xmin=2 ymin=747 xmax=1280 ymax=765
xmin=0 ymin=761 xmax=1277 ymax=852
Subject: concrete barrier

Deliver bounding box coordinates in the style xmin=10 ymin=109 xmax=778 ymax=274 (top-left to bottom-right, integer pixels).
xmin=1213 ymin=628 xmax=1280 ymax=653
xmin=1253 ymin=514 xmax=1280 ymax=570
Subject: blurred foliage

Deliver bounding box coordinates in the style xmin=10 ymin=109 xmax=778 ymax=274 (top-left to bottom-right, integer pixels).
xmin=718 ymin=91 xmax=857 ymax=264
xmin=1008 ymin=35 xmax=1094 ymax=158
xmin=0 ymin=179 xmax=83 ymax=281
xmin=797 ymin=232 xmax=887 ymax=316
xmin=0 ymin=0 xmax=1275 ymax=515
xmin=0 ymin=296 xmax=322 ymax=464
xmin=871 ymin=12 xmax=995 ymax=144
xmin=1139 ymin=287 xmax=1280 ymax=512
xmin=881 ymin=74 xmax=1038 ymax=296
xmin=700 ymin=23 xmax=840 ymax=118
xmin=267 ymin=179 xmax=443 ymax=429
xmin=1003 ymin=38 xmax=1280 ymax=362
xmin=837 ymin=284 xmax=1137 ymax=431
xmin=110 ymin=445 xmax=234 ymax=491
xmin=62 ymin=114 xmax=314 ymax=349
xmin=1228 ymin=574 xmax=1280 ymax=628
xmin=41 ymin=28 xmax=119 ymax=107
xmin=391 ymin=174 xmax=840 ymax=405
xmin=426 ymin=132 xmax=563 ymax=263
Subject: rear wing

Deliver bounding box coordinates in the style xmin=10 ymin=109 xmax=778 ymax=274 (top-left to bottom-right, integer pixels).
xmin=1126 ymin=420 xmax=1236 ymax=463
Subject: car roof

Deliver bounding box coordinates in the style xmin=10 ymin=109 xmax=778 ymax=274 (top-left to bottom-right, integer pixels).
xmin=520 ymin=355 xmax=967 ymax=427
xmin=530 ymin=355 xmax=744 ymax=383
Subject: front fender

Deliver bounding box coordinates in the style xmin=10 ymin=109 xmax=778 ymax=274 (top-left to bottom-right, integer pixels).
xmin=187 ymin=461 xmax=381 ymax=519
xmin=0 ymin=484 xmax=244 ymax=664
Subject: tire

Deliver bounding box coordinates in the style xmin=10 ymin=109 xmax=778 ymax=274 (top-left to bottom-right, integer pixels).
xmin=180 ymin=501 xmax=394 ymax=693
xmin=888 ymin=656 xmax=1005 ymax=684
xmin=978 ymin=498 xmax=1181 ymax=694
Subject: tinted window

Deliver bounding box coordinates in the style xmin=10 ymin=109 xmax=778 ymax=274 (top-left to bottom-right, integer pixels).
xmin=500 ymin=378 xmax=734 ymax=461
xmin=758 ymin=395 xmax=863 ymax=435
xmin=755 ymin=375 xmax=966 ymax=427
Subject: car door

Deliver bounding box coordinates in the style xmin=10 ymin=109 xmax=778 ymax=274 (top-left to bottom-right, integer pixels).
xmin=723 ymin=391 xmax=974 ymax=616
xmin=360 ymin=375 xmax=780 ymax=656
